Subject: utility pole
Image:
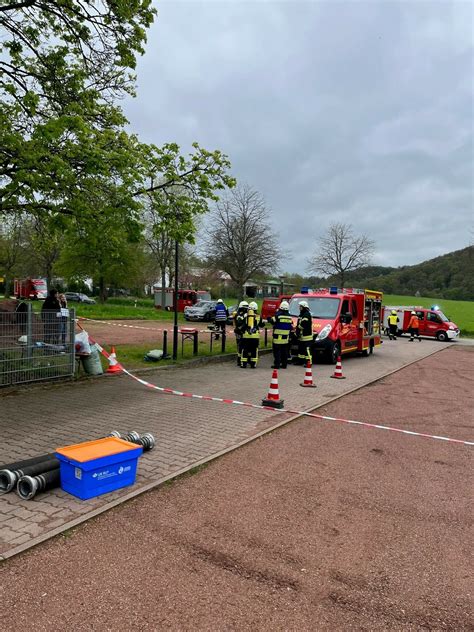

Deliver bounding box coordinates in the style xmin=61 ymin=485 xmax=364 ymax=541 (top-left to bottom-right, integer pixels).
xmin=172 ymin=239 xmax=179 ymax=360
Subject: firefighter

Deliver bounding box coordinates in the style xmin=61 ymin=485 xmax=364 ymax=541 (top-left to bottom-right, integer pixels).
xmin=387 ymin=310 xmax=399 ymax=340
xmin=408 ymin=311 xmax=421 ymax=342
xmin=268 ymin=301 xmax=293 ymax=369
xmin=234 ymin=301 xmax=248 ymax=366
xmin=241 ymin=301 xmax=260 ymax=368
xmin=294 ymin=300 xmax=313 ymax=365
xmin=214 ymin=299 xmax=228 ymax=335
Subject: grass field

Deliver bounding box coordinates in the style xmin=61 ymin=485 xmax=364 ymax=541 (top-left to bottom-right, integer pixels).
xmin=103 ymin=338 xmax=241 ymax=369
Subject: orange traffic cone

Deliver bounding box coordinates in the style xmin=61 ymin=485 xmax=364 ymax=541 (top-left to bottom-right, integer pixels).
xmin=330 ymin=355 xmax=346 ymax=379
xmin=262 ymin=369 xmax=284 ymax=409
xmin=106 ymin=347 xmax=123 ymax=374
xmin=300 ymin=360 xmax=317 ymax=388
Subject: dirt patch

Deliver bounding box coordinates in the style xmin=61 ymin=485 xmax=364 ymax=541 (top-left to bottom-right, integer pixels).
xmin=78 ymin=318 xmax=215 ymax=345
xmin=0 ymin=346 xmax=472 ymax=631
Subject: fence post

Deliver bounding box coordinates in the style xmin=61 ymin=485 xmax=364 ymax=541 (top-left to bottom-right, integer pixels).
xmin=162 ymin=329 xmax=168 ymax=358
xmin=221 ymin=328 xmax=226 ymax=353
xmin=264 ymin=327 xmax=268 ymax=348
xmin=26 ymin=303 xmax=33 ymax=362
xmin=69 ymin=308 xmax=76 ymax=376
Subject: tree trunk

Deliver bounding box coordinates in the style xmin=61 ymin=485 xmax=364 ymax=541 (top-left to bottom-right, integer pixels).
xmin=4 ymin=275 xmax=11 ymax=298
xmin=99 ymin=276 xmax=107 ymax=303
xmin=339 ymin=271 xmax=345 ymax=288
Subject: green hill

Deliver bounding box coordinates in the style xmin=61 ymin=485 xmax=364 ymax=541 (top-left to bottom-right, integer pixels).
xmin=324 ymin=246 xmax=474 ymax=301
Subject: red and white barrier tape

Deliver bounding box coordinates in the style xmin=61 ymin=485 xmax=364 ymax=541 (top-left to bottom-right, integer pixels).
xmin=118 ymin=367 xmax=473 ymax=447
xmin=78 ymin=316 xmax=228 ymax=335
xmin=82 ymin=326 xmax=473 ymax=448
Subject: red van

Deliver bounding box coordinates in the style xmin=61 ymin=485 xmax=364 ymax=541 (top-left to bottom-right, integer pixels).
xmin=382 ymin=306 xmax=460 ymax=341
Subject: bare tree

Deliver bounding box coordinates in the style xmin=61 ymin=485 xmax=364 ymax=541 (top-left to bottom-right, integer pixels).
xmin=204 ymin=184 xmax=280 ymax=299
xmin=309 ymin=223 xmax=375 ymax=287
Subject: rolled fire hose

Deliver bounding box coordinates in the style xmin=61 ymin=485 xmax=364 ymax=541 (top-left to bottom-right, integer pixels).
xmin=17 ymin=468 xmax=61 ymax=500
xmin=0 ymin=456 xmax=59 ymax=494
xmin=109 ymin=430 xmax=156 ymax=452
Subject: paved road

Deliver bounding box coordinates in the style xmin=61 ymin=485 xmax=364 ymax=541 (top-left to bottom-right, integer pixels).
xmin=0 ymin=338 xmax=453 ymax=557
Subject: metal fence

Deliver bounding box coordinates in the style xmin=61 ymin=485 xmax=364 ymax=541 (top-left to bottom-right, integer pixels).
xmin=0 ymin=303 xmax=76 ymax=387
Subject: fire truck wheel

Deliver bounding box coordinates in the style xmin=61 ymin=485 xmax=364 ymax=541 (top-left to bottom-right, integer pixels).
xmin=436 ymin=331 xmax=448 ymax=342
xmin=328 ymin=342 xmax=340 ymax=364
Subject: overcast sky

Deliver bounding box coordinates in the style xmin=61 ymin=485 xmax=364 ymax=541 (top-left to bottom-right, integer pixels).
xmin=123 ymin=0 xmax=473 ymax=273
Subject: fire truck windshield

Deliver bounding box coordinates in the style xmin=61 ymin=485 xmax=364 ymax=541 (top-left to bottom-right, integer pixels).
xmin=289 ymin=297 xmax=340 ymax=319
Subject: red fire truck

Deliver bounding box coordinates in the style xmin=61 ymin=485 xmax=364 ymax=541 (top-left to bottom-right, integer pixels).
xmin=382 ymin=305 xmax=460 ymax=341
xmin=261 ymin=295 xmax=293 ymax=321
xmin=14 ymin=278 xmax=48 ymax=300
xmin=276 ymin=287 xmax=383 ymax=363
xmin=153 ymin=288 xmax=212 ymax=312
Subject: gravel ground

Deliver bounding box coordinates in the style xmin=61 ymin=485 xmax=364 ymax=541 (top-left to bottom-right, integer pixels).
xmin=0 ymin=347 xmax=472 ymax=631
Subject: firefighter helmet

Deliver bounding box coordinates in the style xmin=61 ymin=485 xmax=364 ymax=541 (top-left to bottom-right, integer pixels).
xmin=299 ymin=300 xmax=309 ymax=309
xmin=391 ymin=309 xmax=397 ymax=315
xmin=249 ymin=301 xmax=258 ymax=310
xmin=217 ymin=299 xmax=223 ymax=303
xmin=411 ymin=311 xmax=416 ymax=315
xmin=280 ymin=301 xmax=290 ymax=310
xmin=239 ymin=301 xmax=249 ymax=309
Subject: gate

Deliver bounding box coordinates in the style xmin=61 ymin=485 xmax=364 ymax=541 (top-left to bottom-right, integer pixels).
xmin=0 ymin=302 xmax=76 ymax=386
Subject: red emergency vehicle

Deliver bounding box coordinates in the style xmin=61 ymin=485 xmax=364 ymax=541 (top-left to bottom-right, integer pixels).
xmin=153 ymin=288 xmax=212 ymax=312
xmin=382 ymin=305 xmax=459 ymax=341
xmin=14 ymin=278 xmax=47 ymax=300
xmin=261 ymin=295 xmax=292 ymax=321
xmin=284 ymin=287 xmax=383 ymax=363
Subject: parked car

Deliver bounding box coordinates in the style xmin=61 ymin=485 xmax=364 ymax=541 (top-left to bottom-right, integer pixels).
xmin=184 ymin=300 xmax=217 ymax=322
xmin=64 ymin=292 xmax=96 ymax=304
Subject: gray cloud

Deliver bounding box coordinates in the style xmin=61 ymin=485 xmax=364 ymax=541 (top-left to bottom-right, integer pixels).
xmin=124 ymin=0 xmax=473 ymax=271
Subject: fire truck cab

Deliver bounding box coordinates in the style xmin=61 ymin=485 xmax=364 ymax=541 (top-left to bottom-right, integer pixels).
xmin=288 ymin=287 xmax=383 ymax=364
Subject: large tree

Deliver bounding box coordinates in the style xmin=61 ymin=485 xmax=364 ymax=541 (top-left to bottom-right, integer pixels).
xmin=204 ymin=184 xmax=280 ymax=299
xmin=1 ymin=1 xmax=235 ymax=287
xmin=309 ymin=222 xmax=375 ymax=287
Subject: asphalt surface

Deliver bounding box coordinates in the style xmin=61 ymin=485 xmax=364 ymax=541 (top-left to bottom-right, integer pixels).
xmin=0 ymin=346 xmax=472 ymax=631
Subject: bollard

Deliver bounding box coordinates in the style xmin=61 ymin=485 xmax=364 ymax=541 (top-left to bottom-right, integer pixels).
xmin=264 ymin=327 xmax=268 ymax=347
xmin=162 ymin=329 xmax=168 ymax=358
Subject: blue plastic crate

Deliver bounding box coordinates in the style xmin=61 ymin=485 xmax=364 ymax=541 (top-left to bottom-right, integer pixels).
xmin=55 ymin=440 xmax=143 ymax=500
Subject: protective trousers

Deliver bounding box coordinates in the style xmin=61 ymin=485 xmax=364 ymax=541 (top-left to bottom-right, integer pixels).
xmin=388 ymin=324 xmax=398 ymax=340
xmin=296 ymin=340 xmax=312 ymax=364
xmin=236 ymin=335 xmax=243 ymax=366
xmin=241 ymin=338 xmax=259 ymax=368
xmin=272 ymin=343 xmax=288 ymax=369
xmin=409 ymin=328 xmax=421 ymax=341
